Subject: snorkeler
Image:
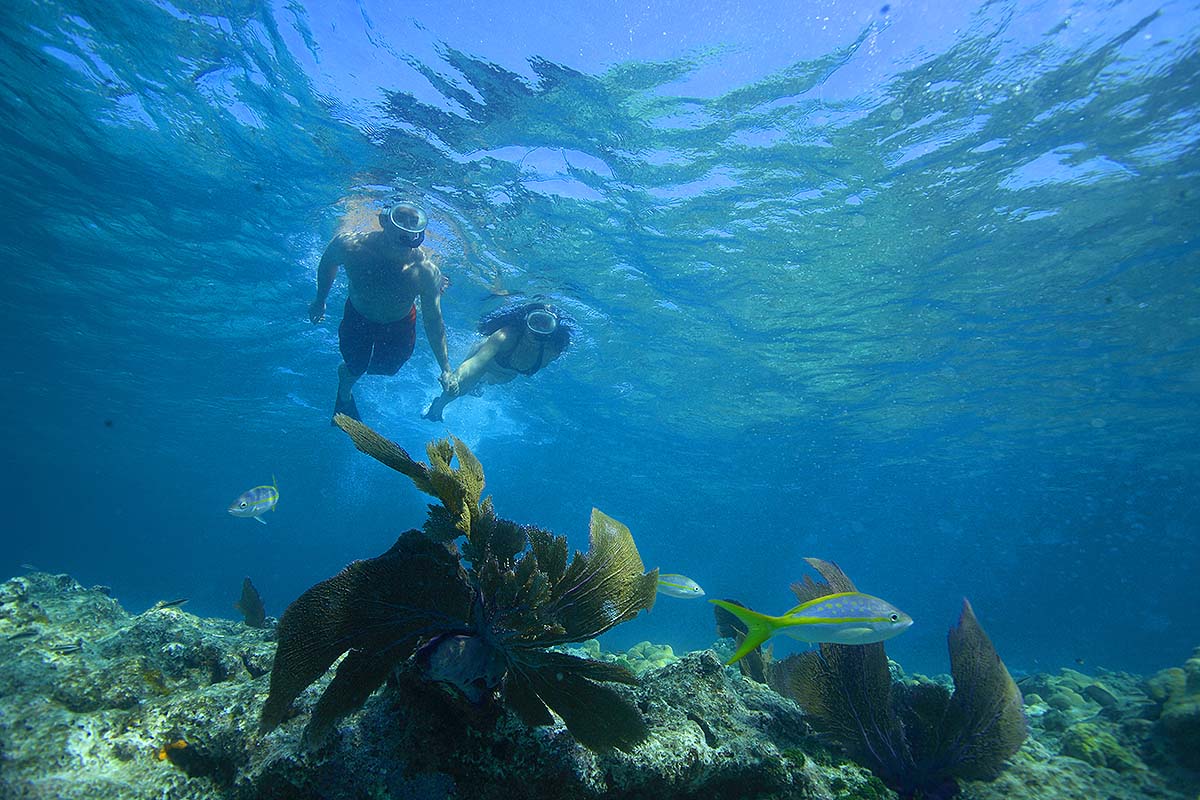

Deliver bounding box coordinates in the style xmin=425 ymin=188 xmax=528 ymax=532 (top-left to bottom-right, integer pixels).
xmin=422 ymin=302 xmax=571 ymax=422
xmin=308 ymin=202 xmax=454 ymax=423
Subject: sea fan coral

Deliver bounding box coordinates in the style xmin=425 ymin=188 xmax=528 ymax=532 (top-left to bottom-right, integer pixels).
xmin=760 ymin=559 xmax=1026 ymax=799
xmin=233 ymin=577 xmax=266 ymax=628
xmin=259 ymin=416 xmax=658 ymax=751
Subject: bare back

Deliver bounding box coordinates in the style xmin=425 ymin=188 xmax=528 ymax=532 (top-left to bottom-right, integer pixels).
xmin=336 ymin=232 xmax=433 ymax=322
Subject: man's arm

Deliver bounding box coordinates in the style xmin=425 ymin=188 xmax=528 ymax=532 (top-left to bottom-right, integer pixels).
xmin=418 ymin=254 xmax=454 ymax=389
xmin=309 ymin=237 xmax=346 ymax=323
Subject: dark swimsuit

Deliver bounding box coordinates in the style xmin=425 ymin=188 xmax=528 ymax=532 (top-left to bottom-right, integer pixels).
xmin=493 ymin=331 xmax=549 ymax=376
xmin=339 ymin=299 xmax=417 ymax=377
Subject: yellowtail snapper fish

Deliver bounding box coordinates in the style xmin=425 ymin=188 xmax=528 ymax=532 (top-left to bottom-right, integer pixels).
xmin=228 ymin=476 xmax=279 ymax=525
xmin=711 ymin=591 xmax=913 ymax=665
xmin=656 ymin=573 xmax=705 ymax=599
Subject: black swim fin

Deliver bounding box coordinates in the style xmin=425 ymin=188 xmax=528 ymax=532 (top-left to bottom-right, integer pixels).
xmin=332 ymin=392 xmax=361 ymax=426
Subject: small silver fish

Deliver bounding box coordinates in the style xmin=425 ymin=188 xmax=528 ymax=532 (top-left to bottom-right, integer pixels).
xmin=656 ymin=573 xmax=705 ymax=599
xmin=49 ymin=642 xmax=83 ymax=654
xmin=151 ymin=598 xmax=189 ymax=611
xmin=228 ymin=476 xmax=279 ymax=525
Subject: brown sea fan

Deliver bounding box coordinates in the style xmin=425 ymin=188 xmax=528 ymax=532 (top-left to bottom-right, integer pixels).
xmin=258 ymin=416 xmax=658 ymax=751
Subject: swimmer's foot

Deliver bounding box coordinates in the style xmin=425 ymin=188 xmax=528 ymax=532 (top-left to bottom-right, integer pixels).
xmin=332 ymin=392 xmax=361 ymax=425
xmin=421 ymin=402 xmax=443 ymax=422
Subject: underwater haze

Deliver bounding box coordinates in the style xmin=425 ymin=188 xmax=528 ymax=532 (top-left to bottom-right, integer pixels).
xmin=2 ymin=0 xmax=1198 ymax=683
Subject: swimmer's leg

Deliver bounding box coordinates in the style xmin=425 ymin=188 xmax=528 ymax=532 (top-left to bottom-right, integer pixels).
xmin=337 ymin=363 xmax=361 ymax=402
xmin=334 ymin=300 xmax=373 ymax=424
xmin=333 ymin=363 xmax=362 ymax=423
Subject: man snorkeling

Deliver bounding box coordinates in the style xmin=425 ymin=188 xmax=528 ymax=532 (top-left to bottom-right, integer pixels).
xmin=309 ymin=202 xmax=455 ymax=423
xmin=422 ymin=302 xmax=571 ymax=422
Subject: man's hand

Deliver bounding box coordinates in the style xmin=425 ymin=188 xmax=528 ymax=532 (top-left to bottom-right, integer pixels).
xmin=440 ymin=370 xmax=459 ymax=396
xmin=309 ymin=298 xmax=326 ymax=324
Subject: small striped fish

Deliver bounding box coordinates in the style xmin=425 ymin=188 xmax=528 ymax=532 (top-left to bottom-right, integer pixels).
xmin=228 ymin=477 xmax=279 ymax=525
xmin=656 ymin=573 xmax=705 ymax=599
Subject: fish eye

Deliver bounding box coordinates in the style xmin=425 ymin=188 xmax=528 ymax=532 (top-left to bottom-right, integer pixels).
xmin=240 ymin=502 xmax=248 ymax=508
xmin=890 ymin=613 xmax=899 ymax=622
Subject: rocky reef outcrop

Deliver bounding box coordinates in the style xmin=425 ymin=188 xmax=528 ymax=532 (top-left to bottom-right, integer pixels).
xmin=0 ymin=572 xmax=273 ymax=799
xmin=2 ymin=572 xmax=1198 ymax=800
xmin=0 ymin=571 xmax=889 ymax=800
xmin=1145 ymin=647 xmax=1200 ymax=771
xmin=978 ymin=661 xmax=1200 ymax=800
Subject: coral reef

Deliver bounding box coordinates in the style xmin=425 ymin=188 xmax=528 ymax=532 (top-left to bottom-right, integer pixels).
xmin=958 ymin=736 xmax=1171 ymax=800
xmin=1147 ymin=647 xmax=1200 ymax=769
xmin=0 ymin=572 xmax=274 ymax=799
xmin=615 ymin=640 xmax=678 ymax=674
xmin=579 ymin=639 xmax=679 ymax=676
xmin=2 ymin=570 xmax=1198 ymax=800
xmin=990 ymin=662 xmax=1197 ymax=799
xmin=3 ymin=432 xmax=1196 ymax=799
xmin=1059 ymin=723 xmax=1142 ymax=773
xmin=0 ymin=572 xmax=890 ymax=800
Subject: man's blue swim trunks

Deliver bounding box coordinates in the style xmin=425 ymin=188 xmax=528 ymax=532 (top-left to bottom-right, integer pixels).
xmin=338 ymin=299 xmax=417 ymax=377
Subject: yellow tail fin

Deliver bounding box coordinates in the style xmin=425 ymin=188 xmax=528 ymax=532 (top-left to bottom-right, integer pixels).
xmin=710 ymin=599 xmax=783 ymax=665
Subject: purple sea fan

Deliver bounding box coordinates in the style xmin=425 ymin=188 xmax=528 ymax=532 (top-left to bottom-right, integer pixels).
xmin=893 ymin=600 xmax=1027 ymax=786
xmin=763 ymin=560 xmax=1026 ymax=799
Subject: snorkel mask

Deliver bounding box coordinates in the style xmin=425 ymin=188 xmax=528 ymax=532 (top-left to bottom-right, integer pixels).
xmin=380 ymin=202 xmax=428 ymax=248
xmin=525 ymin=307 xmax=559 ymax=337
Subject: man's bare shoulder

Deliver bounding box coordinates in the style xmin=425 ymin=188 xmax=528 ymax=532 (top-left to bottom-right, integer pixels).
xmin=414 ymin=247 xmax=443 ymax=282
xmin=324 ymin=232 xmax=386 ymax=270
xmin=412 ymin=245 xmax=438 ymax=265
xmin=335 ymin=230 xmax=379 ymax=254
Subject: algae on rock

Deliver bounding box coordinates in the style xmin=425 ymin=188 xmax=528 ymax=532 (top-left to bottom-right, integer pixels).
xmin=1060 ymin=722 xmax=1145 ymax=773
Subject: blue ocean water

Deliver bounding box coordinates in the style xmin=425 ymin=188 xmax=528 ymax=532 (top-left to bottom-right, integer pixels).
xmin=1 ymin=0 xmax=1197 ymax=682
